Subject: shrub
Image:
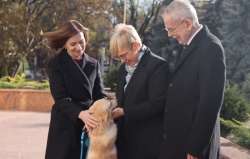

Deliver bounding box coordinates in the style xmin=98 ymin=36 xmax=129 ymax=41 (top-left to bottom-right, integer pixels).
xmin=0 ymin=74 xmax=49 ymax=90
xmin=221 ymin=84 xmax=250 ymax=122
xmin=220 ymin=118 xmax=250 ymax=149
xmin=242 ymin=74 xmax=250 ymax=100
xmin=220 ymin=118 xmax=240 ymax=136
xmin=233 ymin=127 xmax=250 ymax=149
xmin=103 ymin=64 xmax=120 ymax=92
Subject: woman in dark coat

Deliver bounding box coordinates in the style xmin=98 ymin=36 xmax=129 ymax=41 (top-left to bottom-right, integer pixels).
xmin=43 ymin=20 xmax=106 ymax=159
xmin=110 ymin=24 xmax=168 ymax=159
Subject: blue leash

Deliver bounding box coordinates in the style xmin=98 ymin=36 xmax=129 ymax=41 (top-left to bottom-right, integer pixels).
xmin=80 ymin=131 xmax=89 ymax=159
xmin=80 ymin=131 xmax=85 ymax=159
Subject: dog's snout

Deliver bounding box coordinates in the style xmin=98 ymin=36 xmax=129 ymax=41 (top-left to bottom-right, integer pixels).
xmin=110 ymin=99 xmax=117 ymax=110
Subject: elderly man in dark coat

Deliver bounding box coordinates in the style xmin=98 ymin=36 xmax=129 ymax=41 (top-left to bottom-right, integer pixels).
xmin=159 ymin=1 xmax=226 ymax=159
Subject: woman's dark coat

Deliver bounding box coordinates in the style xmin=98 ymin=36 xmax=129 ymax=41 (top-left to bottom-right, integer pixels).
xmin=116 ymin=46 xmax=168 ymax=159
xmin=45 ymin=49 xmax=105 ymax=159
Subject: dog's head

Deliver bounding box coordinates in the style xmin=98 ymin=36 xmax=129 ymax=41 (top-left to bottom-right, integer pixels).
xmin=89 ymin=98 xmax=117 ymax=127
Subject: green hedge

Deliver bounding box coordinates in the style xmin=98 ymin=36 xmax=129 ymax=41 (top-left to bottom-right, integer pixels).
xmin=220 ymin=84 xmax=250 ymax=149
xmin=221 ymin=118 xmax=250 ymax=149
xmin=233 ymin=126 xmax=250 ymax=149
xmin=220 ymin=118 xmax=240 ymax=136
xmin=0 ymin=74 xmax=49 ymax=90
xmin=104 ymin=64 xmax=120 ymax=92
xmin=221 ymin=84 xmax=250 ymax=121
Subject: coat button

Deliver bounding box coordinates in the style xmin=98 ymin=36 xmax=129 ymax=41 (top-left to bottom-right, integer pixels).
xmin=169 ymin=83 xmax=173 ymax=87
xmin=163 ymin=133 xmax=167 ymax=140
xmin=165 ymin=108 xmax=168 ymax=113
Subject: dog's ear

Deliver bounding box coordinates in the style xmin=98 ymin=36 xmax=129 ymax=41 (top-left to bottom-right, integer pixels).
xmin=100 ymin=113 xmax=109 ymax=126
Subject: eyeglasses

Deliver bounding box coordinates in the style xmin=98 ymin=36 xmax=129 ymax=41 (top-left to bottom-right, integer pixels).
xmin=113 ymin=51 xmax=129 ymax=61
xmin=117 ymin=51 xmax=129 ymax=59
xmin=165 ymin=21 xmax=184 ymax=35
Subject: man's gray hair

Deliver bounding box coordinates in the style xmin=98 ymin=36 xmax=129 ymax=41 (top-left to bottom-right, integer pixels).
xmin=161 ymin=0 xmax=199 ymax=25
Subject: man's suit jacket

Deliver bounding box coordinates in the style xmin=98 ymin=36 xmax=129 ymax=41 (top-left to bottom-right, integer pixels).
xmin=159 ymin=26 xmax=226 ymax=159
xmin=116 ymin=46 xmax=168 ymax=159
xmin=45 ymin=49 xmax=105 ymax=159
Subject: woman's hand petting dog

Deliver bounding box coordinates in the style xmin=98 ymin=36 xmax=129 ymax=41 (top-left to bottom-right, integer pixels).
xmin=78 ymin=110 xmax=99 ymax=132
xmin=112 ymin=107 xmax=124 ymax=119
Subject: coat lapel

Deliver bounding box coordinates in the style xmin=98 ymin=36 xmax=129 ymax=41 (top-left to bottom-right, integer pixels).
xmin=81 ymin=54 xmax=96 ymax=89
xmin=59 ymin=50 xmax=93 ymax=98
xmin=172 ymin=26 xmax=206 ymax=75
xmin=124 ymin=49 xmax=149 ymax=97
xmin=117 ymin=64 xmax=127 ymax=106
xmin=173 ymin=43 xmax=197 ymax=74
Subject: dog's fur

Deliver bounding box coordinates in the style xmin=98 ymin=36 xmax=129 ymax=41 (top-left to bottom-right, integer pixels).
xmin=86 ymin=98 xmax=117 ymax=159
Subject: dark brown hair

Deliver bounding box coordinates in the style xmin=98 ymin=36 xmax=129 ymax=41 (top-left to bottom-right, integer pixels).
xmin=43 ymin=20 xmax=89 ymax=50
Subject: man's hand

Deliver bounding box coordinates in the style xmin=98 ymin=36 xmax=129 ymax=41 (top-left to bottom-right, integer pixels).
xmin=112 ymin=107 xmax=124 ymax=119
xmin=187 ymin=154 xmax=199 ymax=159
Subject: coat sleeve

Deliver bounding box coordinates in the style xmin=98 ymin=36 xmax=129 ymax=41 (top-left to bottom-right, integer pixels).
xmin=123 ymin=62 xmax=168 ymax=122
xmin=187 ymin=42 xmax=226 ymax=157
xmin=92 ymin=62 xmax=106 ymax=101
xmin=47 ymin=60 xmax=82 ymax=123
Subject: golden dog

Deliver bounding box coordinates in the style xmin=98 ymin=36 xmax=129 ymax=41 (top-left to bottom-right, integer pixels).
xmin=86 ymin=98 xmax=117 ymax=159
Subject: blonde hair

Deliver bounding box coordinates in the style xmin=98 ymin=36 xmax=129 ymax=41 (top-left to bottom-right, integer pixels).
xmin=109 ymin=24 xmax=142 ymax=58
